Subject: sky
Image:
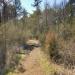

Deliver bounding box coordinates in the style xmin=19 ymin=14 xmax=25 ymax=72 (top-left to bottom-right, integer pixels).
xmin=20 ymin=0 xmax=69 ymax=14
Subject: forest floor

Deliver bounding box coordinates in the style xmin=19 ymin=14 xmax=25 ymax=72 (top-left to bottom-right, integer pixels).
xmin=7 ymin=40 xmax=75 ymax=75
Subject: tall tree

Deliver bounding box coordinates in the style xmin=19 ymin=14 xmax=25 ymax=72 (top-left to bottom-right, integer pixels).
xmin=21 ymin=9 xmax=28 ymax=34
xmin=33 ymin=0 xmax=42 ymax=36
xmin=0 ymin=0 xmax=17 ymax=22
xmin=14 ymin=0 xmax=22 ymax=18
xmin=33 ymin=0 xmax=42 ymax=14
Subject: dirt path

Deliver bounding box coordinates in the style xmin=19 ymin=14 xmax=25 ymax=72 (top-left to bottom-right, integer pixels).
xmin=22 ymin=40 xmax=45 ymax=75
xmin=20 ymin=48 xmax=45 ymax=75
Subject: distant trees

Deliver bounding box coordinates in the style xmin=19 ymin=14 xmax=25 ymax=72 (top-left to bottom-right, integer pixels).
xmin=32 ymin=0 xmax=42 ymax=36
xmin=33 ymin=0 xmax=42 ymax=15
xmin=44 ymin=1 xmax=49 ymax=32
xmin=30 ymin=0 xmax=74 ymax=35
xmin=0 ymin=0 xmax=23 ymax=23
xmin=21 ymin=9 xmax=28 ymax=41
xmin=69 ymin=0 xmax=75 ymax=18
xmin=14 ymin=0 xmax=22 ymax=18
xmin=21 ymin=9 xmax=28 ymax=26
xmin=64 ymin=0 xmax=75 ymax=25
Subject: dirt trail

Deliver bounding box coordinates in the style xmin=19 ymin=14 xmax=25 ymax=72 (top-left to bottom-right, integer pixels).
xmin=21 ymin=48 xmax=45 ymax=75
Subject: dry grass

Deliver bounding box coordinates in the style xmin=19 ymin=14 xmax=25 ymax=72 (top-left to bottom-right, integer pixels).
xmin=44 ymin=31 xmax=57 ymax=53
xmin=44 ymin=29 xmax=75 ymax=69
